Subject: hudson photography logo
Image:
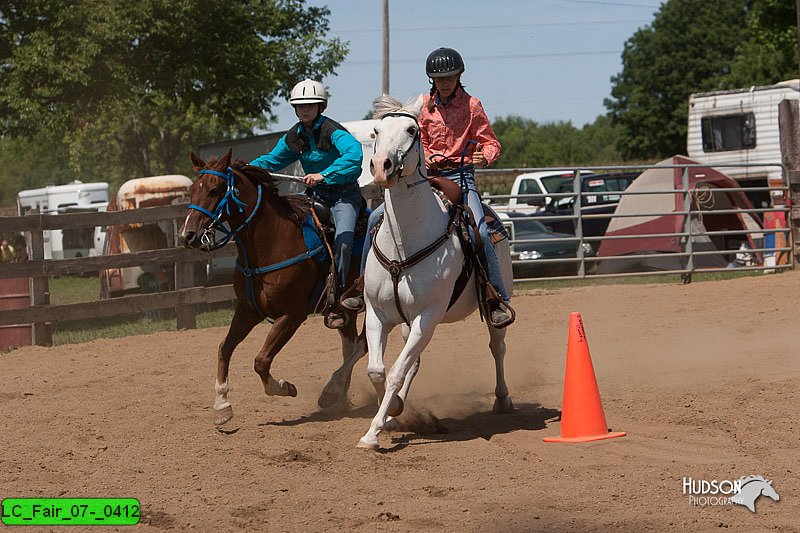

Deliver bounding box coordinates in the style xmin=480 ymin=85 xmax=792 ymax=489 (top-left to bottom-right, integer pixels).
xmin=682 ymin=475 xmax=780 ymax=513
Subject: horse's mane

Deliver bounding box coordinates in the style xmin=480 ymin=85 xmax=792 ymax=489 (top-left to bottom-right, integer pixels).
xmin=372 ymin=94 xmax=422 ymax=119
xmin=230 ymin=160 xmax=308 ymax=226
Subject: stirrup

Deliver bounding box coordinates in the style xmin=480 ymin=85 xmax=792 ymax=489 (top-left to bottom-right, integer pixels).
xmin=323 ymin=305 xmax=349 ymax=330
xmin=487 ymin=300 xmax=515 ymax=329
xmin=339 ymin=275 xmax=365 ymax=313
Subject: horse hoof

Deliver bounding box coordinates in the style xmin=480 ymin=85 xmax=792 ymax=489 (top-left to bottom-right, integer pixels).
xmin=356 ymin=437 xmax=379 ymax=451
xmin=384 ymin=418 xmax=401 ymax=432
xmin=282 ymin=380 xmax=298 ymax=397
xmin=386 ymin=395 xmax=404 ymax=417
xmin=492 ymin=396 xmax=514 ymax=414
xmin=317 ymin=390 xmax=339 ymax=409
xmin=213 ymin=405 xmax=234 ymax=426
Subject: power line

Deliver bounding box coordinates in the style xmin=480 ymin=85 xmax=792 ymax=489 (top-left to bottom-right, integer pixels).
xmin=552 ymin=0 xmax=660 ymax=7
xmin=333 ymin=19 xmax=649 ymax=34
xmin=348 ymin=50 xmax=620 ymax=66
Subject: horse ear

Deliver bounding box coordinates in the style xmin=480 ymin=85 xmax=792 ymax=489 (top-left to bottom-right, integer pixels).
xmin=190 ymin=151 xmax=205 ymax=171
xmin=220 ymin=148 xmax=233 ymax=169
xmin=409 ymin=94 xmax=424 ymax=117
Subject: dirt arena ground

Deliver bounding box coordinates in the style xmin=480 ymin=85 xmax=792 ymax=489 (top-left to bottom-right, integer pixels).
xmin=2 ymin=271 xmax=799 ymax=532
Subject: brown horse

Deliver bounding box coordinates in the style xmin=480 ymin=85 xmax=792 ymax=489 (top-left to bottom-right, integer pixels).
xmin=181 ymin=149 xmax=367 ymax=425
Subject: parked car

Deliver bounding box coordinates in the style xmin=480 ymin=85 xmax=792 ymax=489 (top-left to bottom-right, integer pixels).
xmin=501 ymin=212 xmax=595 ymax=278
xmin=491 ymin=170 xmax=595 ymax=214
xmin=539 ymin=172 xmax=641 ymax=252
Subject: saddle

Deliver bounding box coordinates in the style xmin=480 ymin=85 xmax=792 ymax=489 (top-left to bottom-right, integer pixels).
xmin=307 ymin=195 xmax=369 ymax=329
xmin=310 ymin=197 xmax=369 ymax=239
xmin=428 ymin=185 xmax=514 ymax=328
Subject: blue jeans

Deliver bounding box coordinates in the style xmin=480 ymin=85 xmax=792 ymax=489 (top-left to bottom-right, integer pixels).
xmin=359 ymin=173 xmax=510 ymax=302
xmin=313 ymin=183 xmax=362 ymax=292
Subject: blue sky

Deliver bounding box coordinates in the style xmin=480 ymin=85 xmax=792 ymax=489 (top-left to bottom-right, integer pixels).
xmin=270 ymin=0 xmax=664 ymax=131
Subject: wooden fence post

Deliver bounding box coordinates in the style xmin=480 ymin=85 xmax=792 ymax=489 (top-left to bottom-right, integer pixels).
xmin=28 ymin=228 xmax=52 ymax=346
xmin=173 ymin=219 xmax=196 ymax=330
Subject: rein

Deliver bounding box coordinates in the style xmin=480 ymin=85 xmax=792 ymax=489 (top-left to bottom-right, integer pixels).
xmin=189 ymin=166 xmax=323 ymax=321
xmin=188 ymin=168 xmax=262 ymax=250
xmin=371 ymin=204 xmax=463 ymax=326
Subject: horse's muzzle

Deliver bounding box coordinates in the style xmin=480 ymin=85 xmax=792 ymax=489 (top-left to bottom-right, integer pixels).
xmin=181 ymin=230 xmax=200 ymax=249
xmin=371 ymin=154 xmax=400 ymax=188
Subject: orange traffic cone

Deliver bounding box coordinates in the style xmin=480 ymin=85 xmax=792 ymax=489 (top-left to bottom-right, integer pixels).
xmin=544 ymin=312 xmax=626 ymax=443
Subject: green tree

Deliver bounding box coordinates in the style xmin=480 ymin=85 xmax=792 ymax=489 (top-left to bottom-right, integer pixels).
xmin=605 ymin=0 xmax=749 ymax=160
xmin=0 ymin=0 xmax=347 ymax=190
xmin=723 ymin=0 xmax=798 ymax=87
xmin=0 ymin=130 xmax=76 ymax=207
xmin=492 ymin=115 xmax=621 ymax=168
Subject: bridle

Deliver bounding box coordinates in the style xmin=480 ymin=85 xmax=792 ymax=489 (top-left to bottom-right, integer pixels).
xmin=188 ymin=167 xmax=263 ymax=251
xmin=379 ymin=111 xmax=429 ymax=188
xmin=187 ymin=166 xmax=323 ymax=322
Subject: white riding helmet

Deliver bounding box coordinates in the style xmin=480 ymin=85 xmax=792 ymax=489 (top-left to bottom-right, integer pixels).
xmin=289 ymin=79 xmax=328 ymax=107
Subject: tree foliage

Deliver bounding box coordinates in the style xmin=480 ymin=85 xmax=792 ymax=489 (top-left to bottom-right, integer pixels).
xmin=492 ymin=114 xmax=621 ymax=168
xmin=606 ymin=0 xmax=798 ymax=161
xmin=605 ymin=0 xmax=749 ymax=160
xmin=723 ymin=0 xmax=799 ymax=87
xmin=0 ymin=0 xmax=347 ymax=192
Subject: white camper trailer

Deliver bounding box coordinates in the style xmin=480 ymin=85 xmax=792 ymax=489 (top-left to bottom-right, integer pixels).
xmin=101 ymin=175 xmax=193 ymax=297
xmin=16 ymin=181 xmax=110 ymax=259
xmin=687 ymin=79 xmax=799 ymax=206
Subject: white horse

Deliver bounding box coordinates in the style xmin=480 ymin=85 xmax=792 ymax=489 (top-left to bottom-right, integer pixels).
xmin=357 ymin=95 xmax=515 ymax=450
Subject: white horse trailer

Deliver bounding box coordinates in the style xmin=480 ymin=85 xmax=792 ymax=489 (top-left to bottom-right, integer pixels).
xmin=687 ymin=80 xmax=799 ymax=207
xmin=16 ymin=181 xmax=110 ymax=259
xmin=101 ymin=175 xmax=193 ymax=297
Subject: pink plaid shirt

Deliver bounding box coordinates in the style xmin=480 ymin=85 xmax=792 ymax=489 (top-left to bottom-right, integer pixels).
xmin=420 ymin=87 xmax=501 ymax=167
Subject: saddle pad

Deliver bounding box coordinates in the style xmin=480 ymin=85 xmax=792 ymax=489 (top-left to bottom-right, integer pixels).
xmin=482 ymin=203 xmax=509 ymax=244
xmin=302 ymin=214 xmax=327 ymax=263
xmin=302 ymin=212 xmax=367 ymax=262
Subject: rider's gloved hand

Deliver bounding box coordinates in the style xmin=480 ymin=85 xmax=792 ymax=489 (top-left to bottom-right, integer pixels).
xmin=303 ymin=173 xmax=325 ymax=186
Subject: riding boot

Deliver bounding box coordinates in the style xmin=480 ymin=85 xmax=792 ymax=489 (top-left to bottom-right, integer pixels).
xmin=488 ymin=299 xmax=514 ymax=329
xmin=482 ymin=282 xmax=515 ymax=329
xmin=340 ymin=275 xmax=365 ymax=313
xmin=322 ymin=274 xmax=349 ymax=330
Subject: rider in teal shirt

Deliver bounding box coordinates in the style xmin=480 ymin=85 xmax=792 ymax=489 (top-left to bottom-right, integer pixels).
xmin=250 ymin=115 xmax=363 ymax=186
xmin=249 ymin=79 xmax=364 ymax=329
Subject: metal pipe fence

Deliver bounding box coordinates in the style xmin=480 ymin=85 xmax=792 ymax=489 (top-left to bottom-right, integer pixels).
xmin=477 ymin=162 xmax=793 ymax=283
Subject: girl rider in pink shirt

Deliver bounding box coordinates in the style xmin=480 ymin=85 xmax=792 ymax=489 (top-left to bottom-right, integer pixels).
xmin=343 ymin=47 xmax=513 ymax=328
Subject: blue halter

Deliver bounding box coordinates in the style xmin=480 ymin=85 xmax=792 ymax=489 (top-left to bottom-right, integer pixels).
xmin=188 ymin=167 xmax=323 ymax=321
xmin=188 ymin=168 xmax=260 ymax=249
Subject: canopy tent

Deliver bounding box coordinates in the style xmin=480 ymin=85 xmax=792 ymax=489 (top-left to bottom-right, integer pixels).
xmin=597 ymin=156 xmax=762 ymax=274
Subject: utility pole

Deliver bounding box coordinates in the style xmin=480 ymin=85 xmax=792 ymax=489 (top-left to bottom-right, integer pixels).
xmin=382 ymin=0 xmax=389 ymax=95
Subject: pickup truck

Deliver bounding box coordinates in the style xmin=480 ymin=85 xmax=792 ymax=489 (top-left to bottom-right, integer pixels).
xmin=538 ymin=172 xmax=640 ymax=252
xmin=491 ymin=170 xmax=594 ymax=214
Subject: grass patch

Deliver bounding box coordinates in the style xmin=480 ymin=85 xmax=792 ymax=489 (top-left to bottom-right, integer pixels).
xmin=52 ymin=306 xmax=235 ymax=346
xmin=48 ymin=275 xmax=235 ymax=346
xmin=44 ymin=269 xmax=785 ymax=346
xmin=49 ymin=275 xmax=100 ymax=305
xmin=513 ymin=268 xmax=775 ymax=291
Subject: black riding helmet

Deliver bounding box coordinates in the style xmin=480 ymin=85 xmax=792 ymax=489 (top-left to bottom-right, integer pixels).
xmin=425 ymin=47 xmax=465 ymax=78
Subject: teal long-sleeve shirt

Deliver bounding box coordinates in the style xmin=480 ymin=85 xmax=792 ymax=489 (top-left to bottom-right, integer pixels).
xmin=249 ymin=116 xmax=363 ymax=186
